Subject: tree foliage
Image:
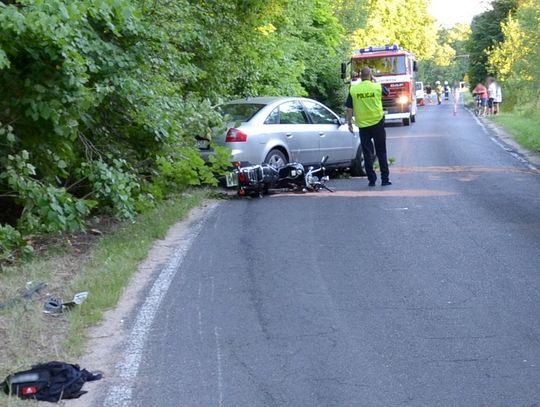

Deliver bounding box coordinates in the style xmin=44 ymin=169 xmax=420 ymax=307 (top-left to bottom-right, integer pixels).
xmin=351 ymin=0 xmax=436 ymax=60
xmin=487 ymin=0 xmax=540 ymax=112
xmin=466 ymin=0 xmax=520 ymax=86
xmin=417 ymin=23 xmax=471 ymax=86
xmin=4 ymin=0 xmax=534 ymax=263
xmin=0 ymin=0 xmax=229 ymax=260
xmin=0 ymin=0 xmax=370 ymax=260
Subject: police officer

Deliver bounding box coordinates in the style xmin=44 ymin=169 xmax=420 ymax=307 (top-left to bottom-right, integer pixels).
xmin=345 ymin=67 xmax=391 ymax=187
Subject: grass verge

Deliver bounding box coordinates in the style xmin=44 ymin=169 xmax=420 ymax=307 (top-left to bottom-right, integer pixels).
xmin=489 ymin=112 xmax=540 ymax=154
xmin=0 ymin=188 xmax=217 ymax=404
xmin=463 ymin=91 xmax=540 ymax=155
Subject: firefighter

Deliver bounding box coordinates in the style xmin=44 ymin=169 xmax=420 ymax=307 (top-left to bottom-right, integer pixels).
xmin=435 ymin=81 xmax=443 ymax=104
xmin=345 ymin=67 xmax=392 ymax=187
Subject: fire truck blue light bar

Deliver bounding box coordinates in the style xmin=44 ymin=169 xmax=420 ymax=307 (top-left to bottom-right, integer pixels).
xmin=355 ymin=44 xmax=400 ymax=54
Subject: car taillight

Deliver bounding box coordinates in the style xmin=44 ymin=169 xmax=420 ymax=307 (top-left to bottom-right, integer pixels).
xmin=21 ymin=386 xmax=38 ymax=396
xmin=225 ymin=128 xmax=248 ymax=142
xmin=238 ymin=172 xmax=248 ymax=183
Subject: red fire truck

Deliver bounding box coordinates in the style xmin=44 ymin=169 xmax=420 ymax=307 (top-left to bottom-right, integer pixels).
xmin=342 ymin=44 xmax=418 ymax=126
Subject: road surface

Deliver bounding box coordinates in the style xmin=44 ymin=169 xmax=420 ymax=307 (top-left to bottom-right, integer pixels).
xmin=80 ymin=101 xmax=540 ymax=407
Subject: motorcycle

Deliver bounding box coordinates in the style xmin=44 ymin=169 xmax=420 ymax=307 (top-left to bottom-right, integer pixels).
xmin=231 ymin=156 xmax=333 ymax=197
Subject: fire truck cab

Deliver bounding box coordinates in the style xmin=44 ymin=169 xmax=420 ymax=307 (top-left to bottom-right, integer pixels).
xmin=342 ymin=44 xmax=418 ymax=126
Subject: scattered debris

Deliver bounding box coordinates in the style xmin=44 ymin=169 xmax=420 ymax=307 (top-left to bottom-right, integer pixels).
xmin=0 ymin=282 xmax=47 ymax=310
xmin=1 ymin=361 xmax=102 ymax=402
xmin=43 ymin=297 xmax=63 ymax=315
xmin=63 ymin=291 xmax=88 ymax=310
xmin=43 ymin=292 xmax=89 ymax=315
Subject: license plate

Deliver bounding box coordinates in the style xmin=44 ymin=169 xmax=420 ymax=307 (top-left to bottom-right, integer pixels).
xmin=197 ymin=139 xmax=210 ymax=149
xmin=225 ymin=172 xmax=238 ymax=187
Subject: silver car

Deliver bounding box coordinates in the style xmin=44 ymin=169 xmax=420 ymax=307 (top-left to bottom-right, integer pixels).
xmin=199 ymin=97 xmax=364 ymax=175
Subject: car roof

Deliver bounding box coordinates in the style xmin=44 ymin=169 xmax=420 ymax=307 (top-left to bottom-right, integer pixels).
xmin=219 ymin=96 xmax=339 ymax=124
xmin=224 ymin=96 xmax=305 ymax=105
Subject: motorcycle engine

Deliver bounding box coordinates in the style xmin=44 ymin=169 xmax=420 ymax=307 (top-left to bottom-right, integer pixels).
xmin=278 ymin=163 xmax=304 ymax=180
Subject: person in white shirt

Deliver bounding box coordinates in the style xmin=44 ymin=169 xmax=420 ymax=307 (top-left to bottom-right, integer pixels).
xmin=452 ymin=81 xmax=460 ymax=116
xmin=487 ymin=77 xmax=497 ymax=115
xmin=494 ymin=83 xmax=502 ymax=114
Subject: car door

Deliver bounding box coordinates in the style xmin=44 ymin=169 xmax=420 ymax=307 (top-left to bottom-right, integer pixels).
xmin=302 ymin=100 xmax=355 ymax=164
xmin=267 ymin=101 xmax=320 ymax=164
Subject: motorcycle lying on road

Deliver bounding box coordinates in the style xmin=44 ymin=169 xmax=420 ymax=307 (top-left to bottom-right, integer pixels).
xmin=227 ymin=156 xmax=334 ymax=197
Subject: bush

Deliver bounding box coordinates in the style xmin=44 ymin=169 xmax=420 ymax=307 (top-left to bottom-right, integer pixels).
xmin=0 ymin=224 xmax=33 ymax=263
xmin=79 ymin=158 xmax=140 ymax=220
xmin=1 ymin=151 xmax=95 ymax=234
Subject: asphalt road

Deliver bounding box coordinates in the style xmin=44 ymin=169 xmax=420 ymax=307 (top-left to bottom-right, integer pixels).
xmin=103 ymin=101 xmax=540 ymax=406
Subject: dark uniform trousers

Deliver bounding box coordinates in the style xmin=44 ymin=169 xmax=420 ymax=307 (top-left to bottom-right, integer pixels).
xmin=360 ymin=117 xmax=389 ymax=183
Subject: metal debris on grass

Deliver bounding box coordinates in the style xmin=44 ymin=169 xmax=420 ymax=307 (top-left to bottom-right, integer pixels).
xmin=0 ymin=282 xmax=48 ymax=310
xmin=43 ymin=292 xmax=89 ymax=315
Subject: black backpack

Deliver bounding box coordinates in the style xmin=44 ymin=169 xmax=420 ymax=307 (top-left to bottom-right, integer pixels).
xmin=1 ymin=361 xmax=102 ymax=402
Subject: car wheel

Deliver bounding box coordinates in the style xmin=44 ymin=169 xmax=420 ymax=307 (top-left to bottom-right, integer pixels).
xmin=264 ymin=149 xmax=287 ymax=168
xmin=350 ymin=146 xmax=366 ymax=177
xmin=403 ymin=117 xmax=410 ymax=126
xmin=411 ymin=114 xmax=416 ymax=123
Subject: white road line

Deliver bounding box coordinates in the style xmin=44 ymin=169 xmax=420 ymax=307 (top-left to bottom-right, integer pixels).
xmin=472 ymin=113 xmax=489 ymax=135
xmin=214 ymin=325 xmax=224 ymax=407
xmin=489 ymin=136 xmax=534 ymax=168
xmin=103 ymin=210 xmax=214 ymax=406
xmin=469 ymin=108 xmax=537 ymax=170
xmin=198 ymin=280 xmax=204 ymax=343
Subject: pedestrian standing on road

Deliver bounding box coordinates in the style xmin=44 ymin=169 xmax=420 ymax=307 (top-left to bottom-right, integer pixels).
xmin=425 ymin=83 xmax=433 ymax=105
xmin=345 ymin=67 xmax=392 ymax=187
xmin=452 ymin=80 xmax=460 ymax=116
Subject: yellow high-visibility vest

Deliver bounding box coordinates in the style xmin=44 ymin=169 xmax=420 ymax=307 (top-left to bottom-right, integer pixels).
xmin=349 ymin=80 xmax=384 ymax=128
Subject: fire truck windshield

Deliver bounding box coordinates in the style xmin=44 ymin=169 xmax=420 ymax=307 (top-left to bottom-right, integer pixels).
xmin=352 ymin=56 xmax=406 ymax=76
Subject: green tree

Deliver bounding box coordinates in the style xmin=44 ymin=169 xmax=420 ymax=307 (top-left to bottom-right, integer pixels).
xmin=418 ymin=23 xmax=471 ymax=86
xmin=0 ymin=0 xmax=229 ymax=239
xmin=487 ymin=0 xmax=540 ymax=111
xmin=466 ymin=0 xmax=520 ymax=86
xmin=351 ymin=0 xmax=437 ymax=60
xmin=332 ymin=0 xmax=368 ymax=35
xmin=1 ymin=0 xmax=374 ymax=256
xmin=0 ymin=0 xmax=147 ymax=228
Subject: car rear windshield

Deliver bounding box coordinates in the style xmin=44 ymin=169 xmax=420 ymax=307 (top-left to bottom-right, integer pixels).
xmin=218 ymin=103 xmax=265 ymax=122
